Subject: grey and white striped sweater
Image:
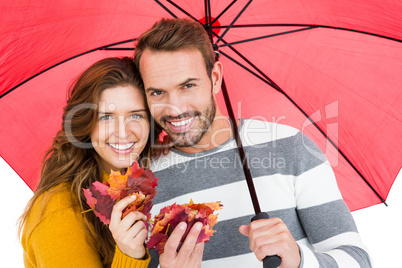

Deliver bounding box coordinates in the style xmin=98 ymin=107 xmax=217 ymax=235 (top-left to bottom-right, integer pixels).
xmin=148 ymin=119 xmax=371 ymax=267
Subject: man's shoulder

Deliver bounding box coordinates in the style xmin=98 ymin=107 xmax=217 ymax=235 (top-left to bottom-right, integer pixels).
xmin=150 ymin=150 xmax=189 ymax=172
xmin=240 ymin=118 xmax=300 ymax=145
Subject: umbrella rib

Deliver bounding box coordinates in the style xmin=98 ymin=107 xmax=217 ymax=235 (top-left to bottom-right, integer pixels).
xmin=167 ymin=0 xmax=198 ymax=21
xmin=154 ymin=0 xmax=178 ymax=18
xmin=220 ymin=26 xmax=313 ymax=47
xmin=216 ymin=35 xmax=282 ymax=92
xmin=103 ymin=48 xmax=134 ymax=50
xmin=205 ymin=0 xmax=213 ymax=42
xmin=219 ymin=51 xmax=272 ymax=86
xmin=214 ymin=24 xmax=402 ymax=44
xmin=204 ymin=0 xmax=208 ymax=25
xmin=217 ymin=37 xmax=387 ymax=206
xmin=216 ymin=0 xmax=253 ymax=44
xmin=0 ymin=39 xmax=136 ymax=99
xmin=207 ymin=0 xmax=213 ymax=41
xmin=212 ymin=0 xmax=237 ymax=25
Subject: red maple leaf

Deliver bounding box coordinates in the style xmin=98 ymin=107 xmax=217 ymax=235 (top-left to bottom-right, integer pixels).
xmin=127 ymin=162 xmax=159 ymax=195
xmin=82 ymin=162 xmax=159 ymax=225
xmin=147 ymin=200 xmax=222 ymax=254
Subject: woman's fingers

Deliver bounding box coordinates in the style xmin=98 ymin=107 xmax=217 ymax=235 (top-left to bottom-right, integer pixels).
xmin=128 ymin=226 xmax=149 ymax=246
xmin=125 ymin=219 xmax=146 ymax=238
xmin=109 ymin=195 xmax=136 ymax=229
xmin=118 ymin=211 xmax=146 ymax=231
xmin=109 ymin=195 xmax=149 ymax=260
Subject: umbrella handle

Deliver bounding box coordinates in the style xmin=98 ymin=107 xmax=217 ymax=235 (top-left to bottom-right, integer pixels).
xmin=251 ymin=212 xmax=282 ymax=268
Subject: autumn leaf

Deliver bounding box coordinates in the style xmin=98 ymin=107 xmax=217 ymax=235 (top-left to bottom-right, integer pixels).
xmin=83 ymin=182 xmax=115 ymax=224
xmin=147 ymin=200 xmax=222 ymax=254
xmin=107 ymin=170 xmax=128 ymax=199
xmin=82 ymin=162 xmax=159 ymax=225
xmin=127 ymin=162 xmax=159 ymax=195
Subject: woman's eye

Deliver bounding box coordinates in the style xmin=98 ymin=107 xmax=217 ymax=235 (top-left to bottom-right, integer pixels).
xmin=99 ymin=115 xmax=110 ymax=121
xmin=131 ymin=114 xmax=143 ymax=119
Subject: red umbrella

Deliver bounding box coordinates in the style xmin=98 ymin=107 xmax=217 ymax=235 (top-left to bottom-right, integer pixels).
xmin=1 ymin=0 xmax=401 ymax=212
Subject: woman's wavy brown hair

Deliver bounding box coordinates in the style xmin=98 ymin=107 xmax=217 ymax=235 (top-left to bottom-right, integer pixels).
xmin=18 ymin=57 xmax=161 ymax=266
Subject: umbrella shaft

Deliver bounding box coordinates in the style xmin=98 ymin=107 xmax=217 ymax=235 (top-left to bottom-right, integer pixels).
xmin=221 ymin=78 xmax=261 ymax=215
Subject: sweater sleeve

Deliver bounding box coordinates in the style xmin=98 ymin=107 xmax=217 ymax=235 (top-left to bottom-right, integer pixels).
xmin=22 ymin=189 xmax=150 ymax=268
xmin=112 ymin=246 xmax=150 ymax=268
xmin=293 ymin=132 xmax=372 ymax=267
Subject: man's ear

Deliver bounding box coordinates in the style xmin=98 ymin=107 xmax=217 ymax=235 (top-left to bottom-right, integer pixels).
xmin=211 ymin=61 xmax=223 ymax=95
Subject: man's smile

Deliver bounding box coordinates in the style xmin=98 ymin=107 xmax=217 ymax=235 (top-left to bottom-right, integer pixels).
xmin=166 ymin=116 xmax=196 ymax=132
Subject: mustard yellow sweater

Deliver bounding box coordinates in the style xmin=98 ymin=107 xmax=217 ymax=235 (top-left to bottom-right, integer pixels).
xmin=21 ymin=184 xmax=150 ymax=267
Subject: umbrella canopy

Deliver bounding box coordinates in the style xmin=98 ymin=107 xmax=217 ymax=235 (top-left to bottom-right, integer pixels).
xmin=1 ymin=0 xmax=401 ymax=211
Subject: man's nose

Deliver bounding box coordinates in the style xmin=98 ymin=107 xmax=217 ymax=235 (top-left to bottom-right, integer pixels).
xmin=157 ymin=93 xmax=187 ymax=118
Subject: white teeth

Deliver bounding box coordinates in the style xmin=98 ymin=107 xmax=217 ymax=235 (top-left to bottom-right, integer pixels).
xmin=109 ymin=143 xmax=134 ymax=150
xmin=170 ymin=117 xmax=194 ymax=127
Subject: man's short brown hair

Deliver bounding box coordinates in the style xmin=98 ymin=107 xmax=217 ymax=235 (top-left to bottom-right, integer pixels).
xmin=134 ymin=18 xmax=215 ymax=77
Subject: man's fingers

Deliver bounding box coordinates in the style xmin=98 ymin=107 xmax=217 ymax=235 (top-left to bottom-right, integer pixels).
xmin=249 ymin=217 xmax=282 ymax=231
xmin=176 ymin=222 xmax=203 ymax=262
xmin=110 ymin=195 xmax=136 ymax=228
xmin=189 ymin=241 xmax=204 ymax=267
xmin=163 ymin=222 xmax=187 ymax=257
xmin=239 ymin=225 xmax=250 ymax=237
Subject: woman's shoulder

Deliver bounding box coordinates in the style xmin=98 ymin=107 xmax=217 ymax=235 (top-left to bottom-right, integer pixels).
xmin=23 ymin=183 xmax=81 ymax=236
xmin=35 ymin=183 xmax=78 ymax=214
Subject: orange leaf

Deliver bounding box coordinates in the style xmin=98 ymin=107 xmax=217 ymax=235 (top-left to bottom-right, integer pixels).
xmin=107 ymin=170 xmax=128 ymax=199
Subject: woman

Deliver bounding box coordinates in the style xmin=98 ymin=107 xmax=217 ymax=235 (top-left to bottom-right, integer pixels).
xmin=18 ymin=57 xmax=161 ymax=267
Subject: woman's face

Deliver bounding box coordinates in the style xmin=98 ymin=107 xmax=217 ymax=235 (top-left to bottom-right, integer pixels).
xmin=91 ymin=85 xmax=150 ymax=172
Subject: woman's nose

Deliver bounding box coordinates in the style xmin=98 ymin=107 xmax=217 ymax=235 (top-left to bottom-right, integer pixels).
xmin=115 ymin=115 xmax=128 ymax=139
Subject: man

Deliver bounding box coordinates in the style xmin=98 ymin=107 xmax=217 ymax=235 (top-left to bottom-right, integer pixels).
xmin=134 ymin=18 xmax=371 ymax=267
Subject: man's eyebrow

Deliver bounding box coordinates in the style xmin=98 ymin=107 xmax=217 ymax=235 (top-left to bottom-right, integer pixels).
xmin=145 ymin=86 xmax=161 ymax=93
xmin=145 ymin=78 xmax=200 ymax=93
xmin=179 ymin=78 xmax=199 ymax=87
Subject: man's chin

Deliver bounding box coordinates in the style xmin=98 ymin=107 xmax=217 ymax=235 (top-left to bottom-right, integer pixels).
xmin=168 ymin=133 xmax=203 ymax=148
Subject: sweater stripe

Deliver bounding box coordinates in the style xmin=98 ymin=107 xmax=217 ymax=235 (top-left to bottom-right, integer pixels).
xmin=297 ymin=200 xmax=358 ymax=244
xmin=314 ymin=252 xmax=338 ymax=267
xmin=148 ymin=119 xmax=370 ymax=267
xmin=335 ymin=245 xmax=372 ymax=268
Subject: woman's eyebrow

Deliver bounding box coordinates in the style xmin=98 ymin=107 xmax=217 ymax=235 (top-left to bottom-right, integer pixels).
xmin=129 ymin=109 xmax=147 ymax=113
xmin=98 ymin=109 xmax=147 ymax=114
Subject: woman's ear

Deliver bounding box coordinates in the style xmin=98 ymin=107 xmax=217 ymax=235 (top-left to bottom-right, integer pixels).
xmin=211 ymin=61 xmax=223 ymax=95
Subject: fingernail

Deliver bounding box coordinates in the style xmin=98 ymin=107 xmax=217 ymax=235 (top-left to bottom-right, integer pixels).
xmin=195 ymin=222 xmax=203 ymax=230
xmin=179 ymin=222 xmax=187 ymax=230
xmin=129 ymin=195 xmax=136 ymax=199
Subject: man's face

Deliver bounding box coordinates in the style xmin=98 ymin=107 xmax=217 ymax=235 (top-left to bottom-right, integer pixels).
xmin=140 ymin=49 xmax=220 ymax=148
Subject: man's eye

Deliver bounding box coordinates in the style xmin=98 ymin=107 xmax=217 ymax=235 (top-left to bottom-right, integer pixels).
xmin=99 ymin=115 xmax=110 ymax=120
xmin=184 ymin=84 xmax=195 ymax=89
xmin=151 ymin=91 xmax=163 ymax=96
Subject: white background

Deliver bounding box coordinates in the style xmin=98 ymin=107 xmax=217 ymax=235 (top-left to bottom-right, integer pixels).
xmin=0 ymin=156 xmax=400 ymax=267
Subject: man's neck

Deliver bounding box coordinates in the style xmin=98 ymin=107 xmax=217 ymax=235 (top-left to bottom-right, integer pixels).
xmin=174 ymin=114 xmax=237 ymax=154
